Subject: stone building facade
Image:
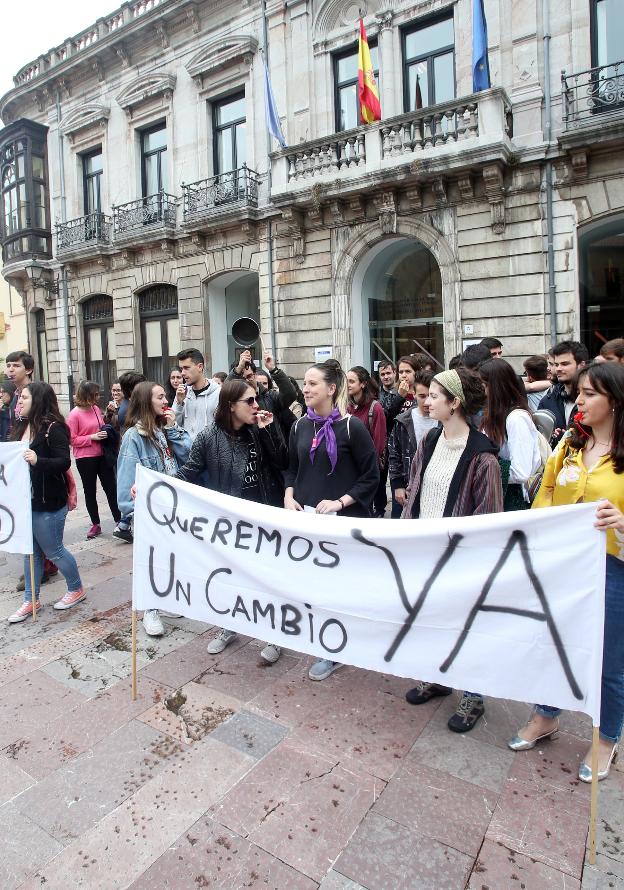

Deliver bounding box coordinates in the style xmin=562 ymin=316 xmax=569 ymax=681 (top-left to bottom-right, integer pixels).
xmin=0 ymin=0 xmax=622 ymax=406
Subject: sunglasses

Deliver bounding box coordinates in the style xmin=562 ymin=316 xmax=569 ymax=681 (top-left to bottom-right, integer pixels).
xmin=236 ymin=397 xmax=259 ymax=406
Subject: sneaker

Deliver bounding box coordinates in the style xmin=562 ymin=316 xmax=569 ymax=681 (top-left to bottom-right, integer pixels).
xmin=143 ymin=609 xmax=165 ymax=637
xmin=447 ymin=694 xmax=485 ymax=733
xmin=260 ymin=643 xmax=281 ymax=664
xmin=87 ymin=524 xmax=102 ymax=540
xmin=113 ymin=526 xmax=133 ymax=543
xmin=308 ymin=659 xmax=342 ymax=681
xmin=54 ymin=588 xmax=87 ymax=610
xmin=406 ymin=682 xmax=453 ymax=706
xmin=8 ymin=601 xmax=43 ymax=623
xmin=207 ymin=629 xmax=237 ymax=654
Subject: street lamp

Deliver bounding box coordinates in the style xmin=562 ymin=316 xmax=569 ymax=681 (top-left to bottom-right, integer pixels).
xmin=25 ymin=259 xmax=60 ymax=302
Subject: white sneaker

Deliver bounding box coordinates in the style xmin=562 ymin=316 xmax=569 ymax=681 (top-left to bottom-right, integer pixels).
xmin=308 ymin=659 xmax=342 ymax=681
xmin=207 ymin=628 xmax=237 ymax=654
xmin=260 ymin=643 xmax=281 ymax=664
xmin=143 ymin=609 xmax=164 ymax=637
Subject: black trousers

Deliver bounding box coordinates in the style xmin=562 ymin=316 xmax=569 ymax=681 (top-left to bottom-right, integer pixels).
xmin=75 ymin=455 xmax=121 ymax=525
xmin=373 ymin=459 xmax=389 ymax=516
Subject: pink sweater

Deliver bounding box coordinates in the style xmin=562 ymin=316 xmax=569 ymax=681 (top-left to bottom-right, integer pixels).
xmin=67 ymin=405 xmax=104 ymax=458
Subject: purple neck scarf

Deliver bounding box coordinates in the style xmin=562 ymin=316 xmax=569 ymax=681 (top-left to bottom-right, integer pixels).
xmin=307 ymin=407 xmax=341 ymax=473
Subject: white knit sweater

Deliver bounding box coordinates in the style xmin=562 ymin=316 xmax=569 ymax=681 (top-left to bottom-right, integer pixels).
xmin=419 ymin=431 xmax=469 ymax=519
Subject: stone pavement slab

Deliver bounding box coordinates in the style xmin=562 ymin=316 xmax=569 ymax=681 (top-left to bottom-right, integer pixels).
xmin=210 ymin=708 xmax=289 ymax=759
xmin=12 ymin=720 xmax=179 ymax=845
xmin=0 ymin=670 xmax=87 ymax=750
xmin=0 ymin=805 xmax=63 ymax=890
xmin=211 ymin=737 xmax=383 ymax=882
xmin=128 ymin=817 xmax=318 ymax=889
xmin=22 ymin=737 xmax=255 ymax=890
xmin=372 ymin=760 xmax=498 ymax=857
xmin=0 ymin=754 xmax=35 ymax=805
xmin=318 ymin=873 xmax=367 ymax=890
xmin=467 ymin=839 xmax=582 ymax=889
xmin=5 ymin=675 xmax=172 ymax=780
xmin=334 ymin=810 xmax=474 ymax=890
xmin=197 ymin=638 xmax=305 ymax=701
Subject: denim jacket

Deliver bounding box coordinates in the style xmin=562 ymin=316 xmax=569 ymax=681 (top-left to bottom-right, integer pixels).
xmin=116 ymin=422 xmax=191 ymax=520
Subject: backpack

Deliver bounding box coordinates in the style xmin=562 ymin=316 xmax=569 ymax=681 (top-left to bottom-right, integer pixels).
xmin=526 ymin=430 xmax=552 ymax=503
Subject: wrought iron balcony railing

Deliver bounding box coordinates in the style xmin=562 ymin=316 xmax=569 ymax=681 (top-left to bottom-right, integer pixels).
xmin=56 ymin=212 xmax=112 ymax=251
xmin=182 ymin=165 xmax=259 ymax=217
xmin=562 ymin=60 xmax=624 ymax=129
xmin=112 ymin=191 xmax=177 ymax=236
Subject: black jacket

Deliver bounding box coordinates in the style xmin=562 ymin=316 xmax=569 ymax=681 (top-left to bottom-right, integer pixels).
xmin=228 ymin=368 xmax=297 ymax=439
xmin=379 ymin=388 xmax=405 ymax=429
xmin=175 ymin=422 xmax=288 ymax=507
xmin=537 ymin=383 xmax=576 ymax=446
xmin=388 ymin=406 xmax=436 ymax=489
xmin=26 ymin=420 xmax=72 ymax=512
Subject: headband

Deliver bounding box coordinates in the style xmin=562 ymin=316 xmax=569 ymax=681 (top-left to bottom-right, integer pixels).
xmin=434 ymin=370 xmax=466 ymax=407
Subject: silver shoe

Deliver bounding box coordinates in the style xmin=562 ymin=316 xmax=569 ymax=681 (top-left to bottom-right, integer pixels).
xmin=507 ymin=719 xmax=559 ymax=751
xmin=578 ymin=745 xmax=618 ymax=783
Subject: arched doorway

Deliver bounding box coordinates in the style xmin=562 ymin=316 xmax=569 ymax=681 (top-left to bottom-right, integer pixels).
xmin=579 ymin=217 xmax=624 ymax=357
xmin=138 ymin=285 xmax=179 ymax=384
xmin=82 ymin=295 xmax=116 ymax=397
xmin=206 ymin=271 xmax=260 ymax=374
xmin=353 ymin=238 xmax=444 ymax=369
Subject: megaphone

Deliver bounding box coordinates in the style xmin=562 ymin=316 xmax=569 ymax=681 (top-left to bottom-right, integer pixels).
xmin=231 ymin=316 xmax=261 ymax=348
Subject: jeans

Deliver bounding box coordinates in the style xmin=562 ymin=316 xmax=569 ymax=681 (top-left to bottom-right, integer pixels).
xmin=75 ymin=455 xmax=121 ymax=525
xmin=536 ymin=555 xmax=624 ymax=743
xmin=24 ymin=507 xmax=83 ymax=602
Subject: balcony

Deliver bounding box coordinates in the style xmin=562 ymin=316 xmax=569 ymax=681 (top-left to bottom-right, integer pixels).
xmin=270 ymin=88 xmax=512 ymax=201
xmin=56 ymin=212 xmax=112 ymax=259
xmin=562 ymin=60 xmax=624 ymax=130
xmin=112 ymin=191 xmax=176 ymax=244
xmin=181 ymin=166 xmax=260 ymax=234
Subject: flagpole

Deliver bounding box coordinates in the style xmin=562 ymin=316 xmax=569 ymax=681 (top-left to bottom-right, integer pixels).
xmin=261 ymin=0 xmax=277 ymax=357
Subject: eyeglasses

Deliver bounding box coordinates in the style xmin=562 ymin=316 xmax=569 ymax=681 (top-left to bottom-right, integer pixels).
xmin=236 ymin=397 xmax=259 ymax=406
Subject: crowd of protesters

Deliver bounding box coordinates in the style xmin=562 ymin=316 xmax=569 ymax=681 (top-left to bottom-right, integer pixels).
xmin=2 ymin=332 xmax=623 ymax=785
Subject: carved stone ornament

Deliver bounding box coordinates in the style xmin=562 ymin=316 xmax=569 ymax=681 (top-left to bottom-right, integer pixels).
xmin=154 ymin=22 xmax=170 ymax=50
xmin=569 ymin=149 xmax=588 ymax=179
xmin=329 ymin=200 xmax=345 ymax=225
xmin=482 ymin=162 xmax=506 ymax=234
xmin=457 ymin=174 xmax=474 ymax=202
xmin=116 ymin=72 xmax=177 ymax=117
xmin=116 ymin=43 xmax=131 ymax=68
xmin=432 ymin=177 xmax=447 ymax=206
xmin=375 ymin=10 xmax=394 ymax=32
xmin=92 ymin=59 xmax=105 ymax=83
xmin=281 ymin=207 xmax=305 ymax=264
xmin=403 ymin=185 xmax=422 ymax=209
xmin=187 ymin=4 xmax=200 ymax=34
xmin=60 ymin=102 xmax=110 ymax=142
xmin=348 ymin=195 xmax=365 ymax=215
xmin=375 ymin=192 xmax=397 ymax=235
xmin=185 ymin=35 xmax=258 ymax=87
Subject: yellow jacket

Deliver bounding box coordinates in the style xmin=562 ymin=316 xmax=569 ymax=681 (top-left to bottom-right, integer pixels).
xmin=533 ymin=432 xmax=624 ymax=561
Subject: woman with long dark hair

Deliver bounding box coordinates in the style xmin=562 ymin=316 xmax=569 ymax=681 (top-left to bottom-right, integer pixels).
xmin=346 ymin=366 xmax=387 ymax=464
xmin=508 ymin=362 xmax=624 ymax=782
xmin=67 ymin=379 xmax=121 ymax=539
xmin=285 ymin=361 xmax=379 ymax=681
xmin=117 ymin=381 xmax=191 ymax=636
xmin=479 ymin=359 xmax=543 ymax=511
xmin=164 ymin=367 xmax=183 ymax=406
xmin=175 ymin=377 xmax=288 ymax=663
xmin=401 ymin=368 xmax=503 ymax=732
xmin=8 ymin=382 xmax=85 ymax=622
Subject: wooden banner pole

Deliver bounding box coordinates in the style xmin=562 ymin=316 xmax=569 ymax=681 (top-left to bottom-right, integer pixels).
xmin=29 ymin=554 xmax=37 ymax=621
xmin=588 ymin=724 xmax=600 ymax=865
xmin=131 ymin=609 xmax=137 ymax=701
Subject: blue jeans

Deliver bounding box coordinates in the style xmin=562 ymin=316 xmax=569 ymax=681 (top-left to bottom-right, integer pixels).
xmin=23 ymin=507 xmax=83 ymax=602
xmin=536 ymin=556 xmax=624 ymax=743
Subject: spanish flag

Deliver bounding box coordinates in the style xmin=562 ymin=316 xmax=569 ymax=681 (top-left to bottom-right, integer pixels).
xmin=358 ymin=18 xmax=381 ymax=124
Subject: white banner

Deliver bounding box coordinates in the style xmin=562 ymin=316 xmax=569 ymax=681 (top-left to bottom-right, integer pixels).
xmin=132 ymin=466 xmax=606 ymax=723
xmin=0 ymin=442 xmax=33 ymax=555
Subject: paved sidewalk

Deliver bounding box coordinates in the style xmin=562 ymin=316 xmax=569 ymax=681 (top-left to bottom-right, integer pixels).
xmin=0 ymin=501 xmax=622 ymax=890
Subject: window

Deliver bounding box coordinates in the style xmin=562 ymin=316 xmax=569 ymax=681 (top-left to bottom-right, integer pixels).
xmin=141 ymin=123 xmax=168 ymax=197
xmin=34 ymin=309 xmax=49 ymax=383
xmin=138 ymin=285 xmax=179 ymax=384
xmin=0 ymin=120 xmax=51 ymax=262
xmin=83 ymin=149 xmax=103 ymax=216
xmin=402 ymin=16 xmax=455 ymax=111
xmin=83 ymin=295 xmax=116 ymax=400
xmin=213 ymin=94 xmax=246 ymax=174
xmin=591 ymin=0 xmax=624 ymax=68
xmin=333 ymin=43 xmax=379 ymax=132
